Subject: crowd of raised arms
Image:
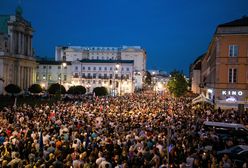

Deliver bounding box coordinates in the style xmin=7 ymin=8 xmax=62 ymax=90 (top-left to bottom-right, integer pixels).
xmin=0 ymin=92 xmax=248 ymax=168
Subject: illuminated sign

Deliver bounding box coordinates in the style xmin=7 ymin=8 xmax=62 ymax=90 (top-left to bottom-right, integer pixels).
xmin=222 ymin=90 xmax=243 ymax=96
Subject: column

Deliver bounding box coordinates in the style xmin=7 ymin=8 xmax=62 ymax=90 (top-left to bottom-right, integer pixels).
xmin=10 ymin=31 xmax=14 ymax=54
xmin=18 ymin=32 xmax=21 ymax=54
xmin=20 ymin=66 xmax=22 ymax=89
xmin=24 ymin=67 xmax=27 ymax=90
xmin=22 ymin=33 xmax=25 ymax=55
xmin=29 ymin=67 xmax=32 ymax=87
xmin=30 ymin=36 xmax=33 ymax=56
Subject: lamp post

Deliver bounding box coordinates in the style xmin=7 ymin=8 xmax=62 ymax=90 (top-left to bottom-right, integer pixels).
xmin=113 ymin=63 xmax=120 ymax=96
xmin=86 ymin=83 xmax=91 ymax=93
xmin=59 ymin=62 xmax=67 ymax=99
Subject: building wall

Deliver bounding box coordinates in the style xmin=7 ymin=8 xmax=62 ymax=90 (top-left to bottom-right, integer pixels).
xmin=0 ymin=13 xmax=36 ymax=94
xmin=198 ymin=23 xmax=248 ymax=108
xmin=55 ymin=45 xmax=146 ymax=89
xmin=191 ymin=69 xmax=201 ymax=94
xmin=36 ymin=60 xmax=134 ymax=95
xmin=36 ymin=63 xmax=71 ymax=90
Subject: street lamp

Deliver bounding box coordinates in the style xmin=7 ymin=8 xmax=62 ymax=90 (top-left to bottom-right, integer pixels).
xmin=86 ymin=83 xmax=91 ymax=93
xmin=59 ymin=62 xmax=67 ymax=99
xmin=113 ymin=63 xmax=120 ymax=96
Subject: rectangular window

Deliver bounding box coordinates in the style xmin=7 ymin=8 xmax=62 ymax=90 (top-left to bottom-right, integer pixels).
xmin=93 ymin=73 xmax=96 ymax=78
xmin=99 ymin=67 xmax=102 ymax=71
xmin=110 ymin=74 xmax=113 ymax=78
xmin=43 ymin=66 xmax=46 ymax=69
xmin=82 ymin=66 xmax=85 ymax=70
xmin=62 ymin=56 xmax=66 ymax=61
xmin=126 ymin=67 xmax=129 ymax=71
xmin=93 ymin=67 xmax=96 ymax=70
xmin=88 ymin=67 xmax=91 ymax=70
xmin=104 ymin=67 xmax=107 ymax=71
xmin=64 ymin=75 xmax=67 ymax=81
xmin=104 ymin=74 xmax=107 ymax=78
xmin=82 ymin=73 xmax=85 ymax=78
xmin=48 ymin=74 xmax=52 ymax=80
xmin=49 ymin=66 xmax=51 ymax=69
xmin=88 ymin=73 xmax=91 ymax=78
xmin=229 ymin=45 xmax=238 ymax=57
xmin=126 ymin=74 xmax=129 ymax=79
xmin=229 ymin=68 xmax=237 ymax=83
xmin=75 ymin=66 xmax=78 ymax=71
xmin=110 ymin=67 xmax=112 ymax=71
xmin=58 ymin=66 xmax=61 ymax=69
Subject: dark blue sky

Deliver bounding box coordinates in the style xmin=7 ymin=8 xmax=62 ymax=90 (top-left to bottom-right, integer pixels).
xmin=1 ymin=0 xmax=248 ymax=74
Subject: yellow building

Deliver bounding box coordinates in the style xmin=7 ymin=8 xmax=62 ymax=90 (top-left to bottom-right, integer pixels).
xmin=196 ymin=16 xmax=248 ymax=108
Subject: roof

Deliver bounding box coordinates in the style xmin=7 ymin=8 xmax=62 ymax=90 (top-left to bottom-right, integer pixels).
xmin=37 ymin=60 xmax=72 ymax=65
xmin=79 ymin=59 xmax=134 ymax=64
xmin=203 ymin=121 xmax=247 ymax=130
xmin=0 ymin=15 xmax=10 ymax=34
xmin=218 ymin=16 xmax=248 ymax=27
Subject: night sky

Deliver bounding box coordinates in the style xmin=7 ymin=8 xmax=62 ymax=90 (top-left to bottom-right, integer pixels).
xmin=1 ymin=0 xmax=248 ymax=75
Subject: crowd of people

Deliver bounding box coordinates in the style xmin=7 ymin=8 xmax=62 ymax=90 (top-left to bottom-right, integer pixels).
xmin=0 ymin=92 xmax=248 ymax=168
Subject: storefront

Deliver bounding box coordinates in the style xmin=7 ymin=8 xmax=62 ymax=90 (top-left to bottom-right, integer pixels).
xmin=214 ymin=89 xmax=248 ymax=109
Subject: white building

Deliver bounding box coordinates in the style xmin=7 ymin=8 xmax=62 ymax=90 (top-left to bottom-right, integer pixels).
xmin=36 ymin=59 xmax=134 ymax=95
xmin=55 ymin=45 xmax=146 ymax=89
xmin=0 ymin=7 xmax=36 ymax=94
xmin=36 ymin=61 xmax=71 ymax=90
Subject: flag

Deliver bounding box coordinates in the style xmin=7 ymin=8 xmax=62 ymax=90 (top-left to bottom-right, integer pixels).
xmin=39 ymin=129 xmax=44 ymax=156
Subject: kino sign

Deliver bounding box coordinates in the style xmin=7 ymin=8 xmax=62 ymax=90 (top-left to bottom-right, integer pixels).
xmin=222 ymin=90 xmax=243 ymax=96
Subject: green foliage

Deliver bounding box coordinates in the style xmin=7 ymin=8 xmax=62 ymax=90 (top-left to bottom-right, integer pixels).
xmin=93 ymin=87 xmax=108 ymax=96
xmin=167 ymin=70 xmax=188 ymax=97
xmin=28 ymin=84 xmax=42 ymax=94
xmin=145 ymin=71 xmax=152 ymax=85
xmin=47 ymin=83 xmax=66 ymax=94
xmin=68 ymin=85 xmax=86 ymax=95
xmin=5 ymin=84 xmax=21 ymax=95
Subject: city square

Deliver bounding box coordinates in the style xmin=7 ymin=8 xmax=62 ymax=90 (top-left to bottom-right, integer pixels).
xmin=0 ymin=1 xmax=248 ymax=168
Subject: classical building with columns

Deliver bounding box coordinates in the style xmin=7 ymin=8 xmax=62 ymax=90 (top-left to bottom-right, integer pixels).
xmin=0 ymin=7 xmax=36 ymax=94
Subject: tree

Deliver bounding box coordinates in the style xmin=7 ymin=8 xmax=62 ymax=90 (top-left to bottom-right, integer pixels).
xmin=144 ymin=71 xmax=152 ymax=85
xmin=93 ymin=86 xmax=108 ymax=96
xmin=28 ymin=84 xmax=42 ymax=94
xmin=5 ymin=84 xmax=21 ymax=96
xmin=47 ymin=83 xmax=66 ymax=94
xmin=75 ymin=85 xmax=86 ymax=94
xmin=167 ymin=70 xmax=188 ymax=97
xmin=67 ymin=86 xmax=76 ymax=94
xmin=68 ymin=85 xmax=86 ymax=95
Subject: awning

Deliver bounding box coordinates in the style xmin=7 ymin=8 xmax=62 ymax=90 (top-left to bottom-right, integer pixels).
xmin=192 ymin=94 xmax=213 ymax=105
